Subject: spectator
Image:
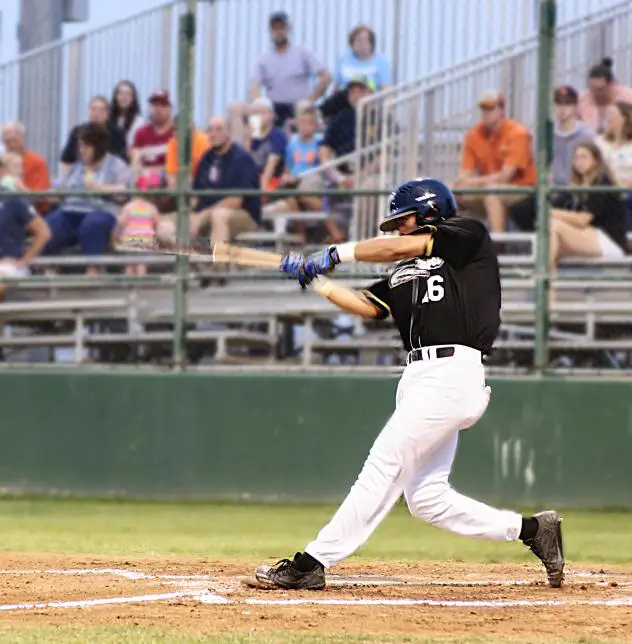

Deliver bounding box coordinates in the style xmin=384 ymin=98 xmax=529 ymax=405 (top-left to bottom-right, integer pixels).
xmin=595 ymin=101 xmax=632 ymax=225
xmin=553 ymin=86 xmax=594 ymax=186
xmin=164 ymin=118 xmax=210 ymax=190
xmin=188 ymin=116 xmax=260 ymax=246
xmin=550 ymin=141 xmax=626 ymax=270
xmin=248 ymin=11 xmax=331 ymax=128
xmin=131 ymin=90 xmax=175 ymax=177
xmin=508 ymin=86 xmax=594 ymax=232
xmin=44 ymin=123 xmax=133 ymax=271
xmin=453 ymin=90 xmax=536 ymax=233
xmin=109 ymin=80 xmax=145 ymax=149
xmin=0 ymin=152 xmax=26 ymax=192
xmin=333 ymin=25 xmax=392 ymax=93
xmin=264 ymin=107 xmax=345 ymax=242
xmin=578 ymin=58 xmax=632 ymax=134
xmin=60 ymin=96 xmax=128 ymax=174
xmin=243 ymin=97 xmax=288 ymax=193
xmin=1 ymin=121 xmax=52 ymax=213
xmin=115 ymin=174 xmax=161 ymax=276
xmin=0 ymin=186 xmax=51 ymax=298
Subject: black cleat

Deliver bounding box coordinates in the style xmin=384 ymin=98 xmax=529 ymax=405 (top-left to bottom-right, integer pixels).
xmin=254 ymin=553 xmax=326 ymax=590
xmin=523 ymin=510 xmax=565 ymax=588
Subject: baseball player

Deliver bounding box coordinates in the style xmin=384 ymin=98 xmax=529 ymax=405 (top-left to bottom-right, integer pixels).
xmin=255 ymin=178 xmax=564 ymax=590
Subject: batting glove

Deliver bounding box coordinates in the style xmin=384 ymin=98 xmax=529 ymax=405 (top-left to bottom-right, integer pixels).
xmin=280 ymin=251 xmax=306 ymax=278
xmin=304 ymin=246 xmax=341 ymax=278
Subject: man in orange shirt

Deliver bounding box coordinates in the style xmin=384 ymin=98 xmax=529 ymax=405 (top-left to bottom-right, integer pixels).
xmin=2 ymin=121 xmax=52 ymax=214
xmin=164 ymin=123 xmax=210 ymax=190
xmin=453 ymin=91 xmax=536 ymax=233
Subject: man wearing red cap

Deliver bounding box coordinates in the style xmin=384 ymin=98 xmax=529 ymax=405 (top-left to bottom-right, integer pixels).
xmin=131 ymin=90 xmax=175 ymax=177
xmin=453 ymin=90 xmax=536 ymax=233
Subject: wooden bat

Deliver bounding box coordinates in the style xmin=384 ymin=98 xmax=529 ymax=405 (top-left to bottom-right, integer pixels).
xmin=115 ymin=240 xmax=283 ymax=269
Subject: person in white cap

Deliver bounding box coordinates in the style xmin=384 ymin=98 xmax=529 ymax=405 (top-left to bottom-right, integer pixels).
xmin=243 ymin=96 xmax=288 ymax=194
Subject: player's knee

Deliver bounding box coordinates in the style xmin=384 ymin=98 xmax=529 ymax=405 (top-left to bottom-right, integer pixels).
xmin=407 ymin=481 xmax=453 ymax=523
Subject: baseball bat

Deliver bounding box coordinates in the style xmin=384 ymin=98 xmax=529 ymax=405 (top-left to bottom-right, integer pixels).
xmin=115 ymin=240 xmax=283 ymax=269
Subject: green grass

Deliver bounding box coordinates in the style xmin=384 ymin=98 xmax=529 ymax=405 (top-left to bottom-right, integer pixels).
xmin=1 ymin=500 xmax=630 ymax=643
xmin=0 ymin=629 xmax=618 ymax=644
xmin=0 ymin=498 xmax=631 ymax=564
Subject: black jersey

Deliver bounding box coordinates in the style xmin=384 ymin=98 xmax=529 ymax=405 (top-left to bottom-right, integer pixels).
xmin=363 ymin=217 xmax=501 ymax=354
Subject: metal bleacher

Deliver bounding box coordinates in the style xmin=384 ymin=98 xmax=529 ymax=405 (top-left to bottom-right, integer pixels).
xmin=1 ymin=231 xmax=631 ymax=370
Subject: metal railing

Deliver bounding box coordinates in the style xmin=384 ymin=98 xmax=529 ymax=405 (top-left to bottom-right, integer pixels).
xmin=0 ymin=0 xmax=627 ymax=172
xmin=351 ymin=0 xmax=632 ymax=241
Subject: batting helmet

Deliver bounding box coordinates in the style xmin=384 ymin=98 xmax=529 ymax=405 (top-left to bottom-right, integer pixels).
xmin=379 ymin=177 xmax=457 ymax=233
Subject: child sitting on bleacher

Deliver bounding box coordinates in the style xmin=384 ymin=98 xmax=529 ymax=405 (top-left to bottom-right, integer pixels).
xmin=115 ymin=173 xmax=161 ymax=276
xmin=0 ymin=152 xmax=26 ymax=192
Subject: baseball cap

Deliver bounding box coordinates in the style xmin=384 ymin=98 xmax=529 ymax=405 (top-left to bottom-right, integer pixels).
xmin=269 ymin=10 xmax=289 ymax=26
xmin=478 ymin=90 xmax=505 ymax=108
xmin=347 ymin=74 xmax=377 ymax=92
xmin=554 ymin=85 xmax=579 ymax=105
xmin=148 ymin=90 xmax=172 ymax=106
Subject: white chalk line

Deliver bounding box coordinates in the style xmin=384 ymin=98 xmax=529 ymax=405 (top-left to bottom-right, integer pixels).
xmin=245 ymin=597 xmax=632 ymax=608
xmin=2 ymin=567 xmax=632 ymax=612
xmin=0 ymin=590 xmax=228 ymax=612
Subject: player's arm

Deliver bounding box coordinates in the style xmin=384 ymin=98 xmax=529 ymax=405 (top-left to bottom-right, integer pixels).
xmin=311 ymin=277 xmax=390 ymax=320
xmin=332 ymin=234 xmax=434 ymax=264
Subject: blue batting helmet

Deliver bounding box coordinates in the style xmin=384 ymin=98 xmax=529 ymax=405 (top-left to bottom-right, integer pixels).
xmin=380 ymin=178 xmax=457 ymax=232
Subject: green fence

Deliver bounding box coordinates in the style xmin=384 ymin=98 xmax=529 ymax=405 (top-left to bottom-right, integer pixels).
xmin=0 ymin=372 xmax=629 ymax=507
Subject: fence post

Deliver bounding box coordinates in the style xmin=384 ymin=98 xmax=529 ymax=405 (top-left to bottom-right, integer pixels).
xmin=172 ymin=0 xmax=196 ymax=371
xmin=533 ymin=0 xmax=556 ymax=371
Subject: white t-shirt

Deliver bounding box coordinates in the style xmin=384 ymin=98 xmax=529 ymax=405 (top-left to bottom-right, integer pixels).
xmin=596 ymin=136 xmax=632 ymax=186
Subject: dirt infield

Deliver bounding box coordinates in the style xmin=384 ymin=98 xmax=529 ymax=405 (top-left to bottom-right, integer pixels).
xmin=1 ymin=554 xmax=631 ymax=640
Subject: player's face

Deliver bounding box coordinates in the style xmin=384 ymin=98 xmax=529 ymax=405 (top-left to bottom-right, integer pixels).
xmin=395 ymin=215 xmax=419 ymax=235
xmin=572 ymin=146 xmax=596 ymax=177
xmin=554 ymin=103 xmax=576 ymax=123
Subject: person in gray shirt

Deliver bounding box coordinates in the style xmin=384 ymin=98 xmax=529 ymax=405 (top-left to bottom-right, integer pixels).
xmin=553 ymin=85 xmax=594 ymax=186
xmin=509 ymin=86 xmax=594 ymax=231
xmin=250 ymin=11 xmax=331 ymax=128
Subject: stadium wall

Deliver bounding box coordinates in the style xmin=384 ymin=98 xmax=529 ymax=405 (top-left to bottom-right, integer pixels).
xmin=0 ymin=372 xmax=629 ymax=507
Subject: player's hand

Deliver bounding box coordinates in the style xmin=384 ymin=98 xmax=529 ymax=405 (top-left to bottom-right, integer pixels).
xmin=304 ymin=246 xmax=341 ymax=278
xmin=280 ymin=251 xmax=306 ymax=277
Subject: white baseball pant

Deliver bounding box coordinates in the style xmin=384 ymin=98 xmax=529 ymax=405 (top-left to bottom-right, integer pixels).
xmin=305 ymin=344 xmax=523 ymax=568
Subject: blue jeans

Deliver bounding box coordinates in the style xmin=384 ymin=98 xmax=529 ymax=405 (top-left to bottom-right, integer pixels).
xmin=43 ymin=208 xmax=116 ymax=255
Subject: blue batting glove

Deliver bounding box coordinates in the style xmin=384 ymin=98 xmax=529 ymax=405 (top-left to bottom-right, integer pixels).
xmin=280 ymin=251 xmax=306 ymax=278
xmin=304 ymin=246 xmax=341 ymax=278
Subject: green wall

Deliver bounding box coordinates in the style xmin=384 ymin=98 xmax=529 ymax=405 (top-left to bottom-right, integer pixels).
xmin=0 ymin=371 xmax=630 ymax=507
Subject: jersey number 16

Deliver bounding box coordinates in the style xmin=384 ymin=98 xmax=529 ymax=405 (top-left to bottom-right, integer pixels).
xmin=421 ymin=275 xmax=445 ymax=303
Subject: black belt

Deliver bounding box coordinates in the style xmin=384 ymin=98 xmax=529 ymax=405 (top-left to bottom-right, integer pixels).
xmin=407 ymin=346 xmax=455 ymax=362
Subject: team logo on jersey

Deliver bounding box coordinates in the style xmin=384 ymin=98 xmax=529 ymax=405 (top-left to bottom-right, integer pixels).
xmin=388 ymin=257 xmax=444 ymax=288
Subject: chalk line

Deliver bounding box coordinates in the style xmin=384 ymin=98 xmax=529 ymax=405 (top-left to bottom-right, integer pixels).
xmin=0 ymin=590 xmax=228 ymax=612
xmin=245 ymin=596 xmax=632 ymax=608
